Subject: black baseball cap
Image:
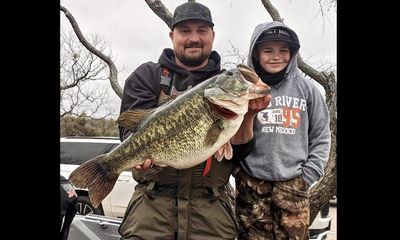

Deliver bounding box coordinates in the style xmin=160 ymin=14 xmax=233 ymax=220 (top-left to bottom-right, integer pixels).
xmin=171 ymin=2 xmax=214 ymax=29
xmin=256 ymin=27 xmax=300 ymax=49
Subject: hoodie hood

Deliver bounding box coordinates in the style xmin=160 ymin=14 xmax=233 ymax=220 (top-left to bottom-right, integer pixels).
xmin=247 ymin=21 xmax=301 ymax=82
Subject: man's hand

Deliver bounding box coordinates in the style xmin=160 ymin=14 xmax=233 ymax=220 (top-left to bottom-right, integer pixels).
xmin=134 ymin=159 xmax=153 ymax=171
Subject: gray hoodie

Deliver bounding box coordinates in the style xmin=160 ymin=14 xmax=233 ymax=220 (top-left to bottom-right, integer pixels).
xmin=242 ymin=21 xmax=331 ymax=186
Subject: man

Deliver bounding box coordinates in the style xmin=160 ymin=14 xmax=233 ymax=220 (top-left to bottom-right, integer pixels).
xmin=118 ymin=2 xmax=270 ymax=240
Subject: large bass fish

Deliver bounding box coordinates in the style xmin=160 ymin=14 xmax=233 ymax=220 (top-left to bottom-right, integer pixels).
xmin=69 ymin=64 xmax=270 ymax=207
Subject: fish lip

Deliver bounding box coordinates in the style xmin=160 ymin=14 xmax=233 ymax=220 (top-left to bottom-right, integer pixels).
xmin=249 ymin=84 xmax=271 ymax=95
xmin=237 ymin=64 xmax=261 ymax=84
xmin=208 ymin=97 xmax=242 ymax=107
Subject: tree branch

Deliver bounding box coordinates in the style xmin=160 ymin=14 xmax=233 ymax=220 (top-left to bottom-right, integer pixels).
xmin=260 ymin=0 xmax=283 ymax=22
xmin=144 ymin=0 xmax=173 ymax=29
xmin=60 ymin=5 xmax=123 ymax=99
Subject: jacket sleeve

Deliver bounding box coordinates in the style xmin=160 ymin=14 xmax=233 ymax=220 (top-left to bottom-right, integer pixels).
xmin=301 ymin=86 xmax=331 ymax=186
xmin=119 ymin=62 xmax=160 ymax=141
xmin=230 ymin=137 xmax=256 ymax=163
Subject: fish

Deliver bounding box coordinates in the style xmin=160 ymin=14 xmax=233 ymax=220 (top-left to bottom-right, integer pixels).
xmin=68 ymin=64 xmax=271 ymax=208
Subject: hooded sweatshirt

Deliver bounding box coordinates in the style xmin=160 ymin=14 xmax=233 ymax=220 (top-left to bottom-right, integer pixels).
xmin=242 ymin=21 xmax=331 ymax=186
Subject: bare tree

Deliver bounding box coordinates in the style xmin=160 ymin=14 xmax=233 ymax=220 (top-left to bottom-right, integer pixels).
xmin=221 ymin=40 xmax=249 ymax=70
xmin=316 ymin=0 xmax=337 ymax=31
xmin=60 ymin=30 xmax=116 ymax=119
xmin=61 ymin=0 xmax=337 ymax=223
xmin=60 ymin=5 xmax=123 ymax=99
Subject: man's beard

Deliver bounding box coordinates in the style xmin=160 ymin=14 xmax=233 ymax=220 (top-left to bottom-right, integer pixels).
xmin=176 ymin=50 xmax=211 ymax=67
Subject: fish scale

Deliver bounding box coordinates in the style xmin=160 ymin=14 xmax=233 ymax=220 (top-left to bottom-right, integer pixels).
xmin=115 ymin=92 xmax=219 ymax=170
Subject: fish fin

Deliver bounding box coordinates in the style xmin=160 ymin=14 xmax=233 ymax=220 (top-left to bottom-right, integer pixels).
xmin=117 ymin=109 xmax=156 ymax=132
xmin=224 ymin=142 xmax=233 ymax=160
xmin=214 ymin=149 xmax=224 ymax=162
xmin=205 ymin=120 xmax=224 ymax=146
xmin=68 ymin=154 xmax=118 ymax=208
xmin=117 ymin=95 xmax=177 ymax=132
xmin=214 ymin=142 xmax=233 ymax=162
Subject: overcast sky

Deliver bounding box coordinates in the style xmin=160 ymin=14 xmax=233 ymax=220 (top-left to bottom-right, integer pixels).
xmin=60 ymin=0 xmax=336 ymax=117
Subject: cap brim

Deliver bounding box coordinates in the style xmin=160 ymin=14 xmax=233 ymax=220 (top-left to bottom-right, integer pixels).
xmin=255 ymin=38 xmax=298 ymax=47
xmin=172 ymin=18 xmax=214 ymax=29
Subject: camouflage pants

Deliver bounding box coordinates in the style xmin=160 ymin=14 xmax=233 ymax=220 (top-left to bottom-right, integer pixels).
xmin=234 ymin=168 xmax=310 ymax=240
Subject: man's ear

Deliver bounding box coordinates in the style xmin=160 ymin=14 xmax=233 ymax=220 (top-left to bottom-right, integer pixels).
xmin=169 ymin=31 xmax=173 ymax=40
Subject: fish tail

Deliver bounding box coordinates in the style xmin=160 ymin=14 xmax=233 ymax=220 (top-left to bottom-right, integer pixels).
xmin=68 ymin=154 xmax=118 ymax=208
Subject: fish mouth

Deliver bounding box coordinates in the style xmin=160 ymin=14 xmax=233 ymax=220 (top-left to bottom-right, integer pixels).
xmin=207 ymin=96 xmax=249 ymax=117
xmin=237 ymin=64 xmax=260 ymax=84
xmin=236 ymin=64 xmax=271 ymax=95
xmin=249 ymin=84 xmax=271 ymax=96
xmin=209 ymin=102 xmax=238 ymax=119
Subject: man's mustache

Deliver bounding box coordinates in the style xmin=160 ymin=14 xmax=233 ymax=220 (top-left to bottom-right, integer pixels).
xmin=185 ymin=43 xmax=203 ymax=48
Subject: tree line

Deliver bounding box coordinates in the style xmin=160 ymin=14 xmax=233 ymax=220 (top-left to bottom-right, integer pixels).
xmin=60 ymin=114 xmax=119 ymax=137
